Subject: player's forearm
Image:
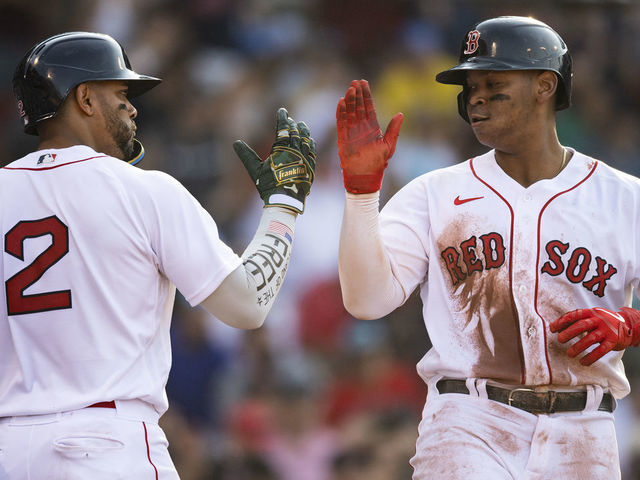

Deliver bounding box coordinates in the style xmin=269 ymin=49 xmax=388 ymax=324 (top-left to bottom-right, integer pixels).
xmin=339 ymin=192 xmax=405 ymax=319
xmin=200 ymin=206 xmax=296 ymax=329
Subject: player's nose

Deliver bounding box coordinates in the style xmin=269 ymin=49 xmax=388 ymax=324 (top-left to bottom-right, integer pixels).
xmin=467 ymin=89 xmax=487 ymax=107
xmin=125 ymin=100 xmax=137 ymax=119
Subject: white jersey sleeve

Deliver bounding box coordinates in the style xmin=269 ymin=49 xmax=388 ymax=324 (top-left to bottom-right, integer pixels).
xmin=379 ymin=176 xmax=432 ymax=297
xmin=133 ymin=170 xmax=242 ymax=306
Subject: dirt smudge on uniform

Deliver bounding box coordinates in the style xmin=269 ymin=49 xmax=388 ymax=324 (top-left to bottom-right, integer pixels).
xmin=437 ymin=213 xmax=522 ymax=382
xmin=537 ymin=281 xmax=576 ymax=384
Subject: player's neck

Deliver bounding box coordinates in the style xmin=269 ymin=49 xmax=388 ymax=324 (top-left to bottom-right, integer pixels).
xmin=38 ymin=119 xmax=98 ymax=152
xmin=494 ymin=138 xmax=569 ymax=188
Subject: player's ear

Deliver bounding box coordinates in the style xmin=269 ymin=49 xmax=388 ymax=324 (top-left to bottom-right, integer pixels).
xmin=536 ymin=71 xmax=558 ymax=106
xmin=73 ymin=83 xmax=96 ymax=116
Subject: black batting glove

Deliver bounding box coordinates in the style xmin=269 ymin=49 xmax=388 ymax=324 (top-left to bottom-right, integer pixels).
xmin=234 ymin=107 xmax=316 ymax=214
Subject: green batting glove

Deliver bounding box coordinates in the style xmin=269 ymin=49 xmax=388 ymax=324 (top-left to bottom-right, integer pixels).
xmin=234 ymin=107 xmax=316 ymax=214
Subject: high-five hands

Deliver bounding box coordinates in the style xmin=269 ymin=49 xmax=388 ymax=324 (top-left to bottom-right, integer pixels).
xmin=234 ymin=107 xmax=316 ymax=214
xmin=550 ymin=307 xmax=640 ymax=365
xmin=336 ymin=79 xmax=403 ymax=194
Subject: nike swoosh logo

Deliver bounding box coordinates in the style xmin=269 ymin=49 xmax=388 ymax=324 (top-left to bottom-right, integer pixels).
xmin=593 ymin=308 xmax=626 ymax=324
xmin=454 ymin=195 xmax=484 ymax=205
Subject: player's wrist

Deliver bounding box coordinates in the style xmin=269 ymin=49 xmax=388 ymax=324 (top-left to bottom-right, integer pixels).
xmin=620 ymin=307 xmax=640 ymax=347
xmin=342 ymin=171 xmax=384 ymax=194
xmin=261 ymin=204 xmax=297 ymax=223
xmin=264 ymin=193 xmax=305 ymax=214
xmin=344 ymin=190 xmax=380 ymax=223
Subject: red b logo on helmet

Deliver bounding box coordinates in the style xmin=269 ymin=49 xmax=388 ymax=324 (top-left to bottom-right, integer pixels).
xmin=464 ymin=30 xmax=480 ymax=55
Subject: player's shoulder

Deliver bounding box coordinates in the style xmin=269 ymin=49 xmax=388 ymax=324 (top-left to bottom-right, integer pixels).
xmin=1 ymin=144 xmax=187 ymax=196
xmin=585 ymin=151 xmax=640 ymax=188
xmin=2 ymin=145 xmax=125 ymax=174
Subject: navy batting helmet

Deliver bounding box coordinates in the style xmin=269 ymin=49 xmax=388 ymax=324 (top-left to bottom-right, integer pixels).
xmin=436 ymin=16 xmax=572 ymax=122
xmin=13 ymin=32 xmax=161 ymax=135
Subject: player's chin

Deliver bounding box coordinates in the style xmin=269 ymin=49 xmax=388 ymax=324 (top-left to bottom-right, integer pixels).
xmin=471 ymin=129 xmax=495 ymax=148
xmin=117 ymin=138 xmax=136 ymax=161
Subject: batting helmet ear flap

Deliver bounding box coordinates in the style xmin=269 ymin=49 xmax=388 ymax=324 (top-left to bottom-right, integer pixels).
xmin=457 ymin=90 xmax=470 ymax=124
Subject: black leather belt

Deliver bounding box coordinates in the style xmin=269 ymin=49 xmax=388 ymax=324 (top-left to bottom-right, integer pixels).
xmin=436 ymin=379 xmax=614 ymax=414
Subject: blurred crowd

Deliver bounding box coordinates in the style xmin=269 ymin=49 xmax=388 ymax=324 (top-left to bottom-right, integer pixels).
xmin=2 ymin=0 xmax=640 ymax=478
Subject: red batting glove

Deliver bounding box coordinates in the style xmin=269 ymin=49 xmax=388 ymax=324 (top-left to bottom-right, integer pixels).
xmin=336 ymin=79 xmax=403 ymax=194
xmin=549 ymin=307 xmax=640 ymax=366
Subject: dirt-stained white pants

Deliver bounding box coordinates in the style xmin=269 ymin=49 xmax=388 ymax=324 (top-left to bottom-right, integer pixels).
xmin=410 ymin=376 xmax=620 ymax=480
xmin=0 ymin=400 xmax=179 ymax=480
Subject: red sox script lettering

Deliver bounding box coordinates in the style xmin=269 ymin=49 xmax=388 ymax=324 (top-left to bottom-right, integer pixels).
xmin=441 ymin=232 xmax=506 ymax=285
xmin=540 ymin=240 xmax=617 ymax=297
xmin=441 ymin=236 xmax=617 ymax=297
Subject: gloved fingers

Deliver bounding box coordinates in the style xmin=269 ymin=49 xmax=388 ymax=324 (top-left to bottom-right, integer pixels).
xmin=361 ymin=79 xmax=377 ymax=122
xmin=355 ymin=81 xmax=365 ymax=121
xmin=287 ymin=117 xmax=301 ymax=151
xmin=298 ymin=121 xmax=316 ymax=168
xmin=233 ymin=140 xmax=262 ymax=182
xmin=336 ymin=97 xmax=348 ymax=143
xmin=345 ymin=86 xmax=357 ymax=125
xmin=567 ymin=329 xmax=605 ymax=357
xmin=549 ymin=309 xmax=591 ymax=333
xmin=297 ymin=120 xmax=311 ymax=140
xmin=274 ymin=107 xmax=291 ymax=146
xmin=383 ymin=112 xmax=404 ymax=158
xmin=579 ymin=340 xmax=616 ymax=366
xmin=556 ymin=318 xmax=597 ymax=343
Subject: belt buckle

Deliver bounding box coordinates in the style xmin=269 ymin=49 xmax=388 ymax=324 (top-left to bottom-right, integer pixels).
xmin=507 ymin=387 xmax=537 ymax=410
xmin=507 ymin=387 xmax=557 ymax=413
xmin=507 ymin=387 xmax=537 ymax=406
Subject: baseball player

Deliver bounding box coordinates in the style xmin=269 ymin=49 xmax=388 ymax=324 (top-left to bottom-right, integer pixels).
xmin=0 ymin=32 xmax=315 ymax=479
xmin=336 ymin=16 xmax=640 ymax=479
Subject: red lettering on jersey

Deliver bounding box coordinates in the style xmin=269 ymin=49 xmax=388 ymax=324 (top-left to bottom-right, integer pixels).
xmin=566 ymin=247 xmax=591 ymax=283
xmin=441 ymin=246 xmax=466 ymax=285
xmin=4 ymin=216 xmax=72 ymax=315
xmin=464 ymin=30 xmax=481 ymax=55
xmin=479 ymin=232 xmax=505 ymax=269
xmin=441 ymin=232 xmax=507 ymax=285
xmin=583 ymin=256 xmax=617 ymax=298
xmin=460 ymin=236 xmax=483 ymax=276
xmin=540 ymin=240 xmax=569 ymax=276
xmin=541 ymin=240 xmax=617 ymax=297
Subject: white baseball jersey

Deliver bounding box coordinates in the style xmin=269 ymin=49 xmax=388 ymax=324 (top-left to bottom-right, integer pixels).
xmin=0 ymin=145 xmax=242 ymax=417
xmin=378 ymin=148 xmax=638 ymax=399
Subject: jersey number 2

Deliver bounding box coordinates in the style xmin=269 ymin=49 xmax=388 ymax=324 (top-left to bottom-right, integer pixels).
xmin=4 ymin=216 xmax=72 ymax=315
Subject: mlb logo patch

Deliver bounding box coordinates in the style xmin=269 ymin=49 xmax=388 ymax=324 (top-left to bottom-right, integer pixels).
xmin=37 ymin=153 xmax=57 ymax=165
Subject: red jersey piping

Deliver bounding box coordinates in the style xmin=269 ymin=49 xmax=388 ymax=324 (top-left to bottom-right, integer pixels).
xmin=469 ymin=157 xmax=526 ymax=384
xmin=2 ymin=155 xmax=108 ymax=171
xmin=534 ymin=161 xmax=599 ymax=384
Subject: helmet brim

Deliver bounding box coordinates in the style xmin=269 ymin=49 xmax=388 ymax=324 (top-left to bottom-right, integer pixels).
xmin=436 ymin=58 xmax=525 ymax=85
xmin=121 ymin=74 xmax=162 ymax=98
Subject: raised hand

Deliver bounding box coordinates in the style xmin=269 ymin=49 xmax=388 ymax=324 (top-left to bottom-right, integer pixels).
xmin=234 ymin=107 xmax=316 ymax=214
xmin=550 ymin=307 xmax=640 ymax=365
xmin=336 ymin=79 xmax=403 ymax=194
